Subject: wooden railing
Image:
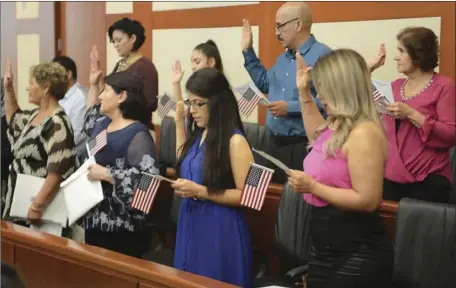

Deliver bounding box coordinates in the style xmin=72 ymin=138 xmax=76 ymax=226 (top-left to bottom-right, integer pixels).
xmin=1 ymin=221 xmax=238 ymax=288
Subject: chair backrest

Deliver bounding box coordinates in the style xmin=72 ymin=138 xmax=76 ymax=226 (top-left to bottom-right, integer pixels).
xmin=1 ymin=262 xmax=25 ymax=288
xmin=158 ymin=116 xmax=177 ymax=168
xmin=242 ymin=122 xmax=275 ymax=170
xmin=274 ymin=182 xmax=312 ymax=269
xmin=394 ymin=198 xmax=456 ymax=288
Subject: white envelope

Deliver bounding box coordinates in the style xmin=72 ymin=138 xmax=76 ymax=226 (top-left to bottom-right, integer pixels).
xmin=372 ymin=79 xmax=394 ymax=104
xmin=61 ymin=156 xmax=104 ymax=227
xmin=9 ymin=174 xmax=68 ymax=227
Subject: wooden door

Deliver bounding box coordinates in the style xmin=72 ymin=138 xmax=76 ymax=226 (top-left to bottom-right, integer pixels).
xmin=0 ymin=1 xmax=57 ymax=109
xmin=58 ymin=2 xmax=106 ymax=87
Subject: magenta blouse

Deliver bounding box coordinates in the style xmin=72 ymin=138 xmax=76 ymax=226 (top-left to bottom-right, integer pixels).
xmin=383 ymin=73 xmax=456 ymax=184
xmin=302 ymin=127 xmax=352 ymax=207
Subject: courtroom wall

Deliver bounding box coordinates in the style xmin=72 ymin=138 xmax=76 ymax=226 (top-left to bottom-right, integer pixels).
xmin=2 ymin=2 xmax=455 ymax=126
xmin=103 ymin=1 xmax=454 ymax=129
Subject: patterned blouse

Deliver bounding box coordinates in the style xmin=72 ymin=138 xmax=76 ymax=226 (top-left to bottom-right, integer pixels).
xmin=80 ymin=104 xmax=159 ymax=233
xmin=2 ymin=107 xmax=76 ymax=219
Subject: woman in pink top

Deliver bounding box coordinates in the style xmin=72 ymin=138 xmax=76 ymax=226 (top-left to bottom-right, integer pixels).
xmin=369 ymin=27 xmax=456 ymax=203
xmin=287 ymin=49 xmax=393 ymax=287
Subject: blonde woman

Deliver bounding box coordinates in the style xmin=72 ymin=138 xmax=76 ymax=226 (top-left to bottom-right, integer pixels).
xmin=287 ymin=49 xmax=393 ymax=287
xmin=2 ymin=59 xmax=76 ymax=225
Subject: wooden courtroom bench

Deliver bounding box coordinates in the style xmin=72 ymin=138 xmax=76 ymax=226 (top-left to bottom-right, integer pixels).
xmin=1 ymin=221 xmax=238 ymax=288
xmin=163 ymin=168 xmax=399 ymax=276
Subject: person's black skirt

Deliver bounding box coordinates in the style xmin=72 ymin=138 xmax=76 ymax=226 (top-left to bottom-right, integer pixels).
xmin=306 ymin=205 xmax=394 ymax=288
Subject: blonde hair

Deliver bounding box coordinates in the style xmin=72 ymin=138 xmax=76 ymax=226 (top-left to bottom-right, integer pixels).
xmin=310 ymin=49 xmax=383 ymax=157
xmin=29 ymin=62 xmax=69 ymax=100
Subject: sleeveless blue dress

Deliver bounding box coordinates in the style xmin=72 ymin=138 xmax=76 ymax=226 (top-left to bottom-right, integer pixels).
xmin=174 ymin=130 xmax=253 ymax=288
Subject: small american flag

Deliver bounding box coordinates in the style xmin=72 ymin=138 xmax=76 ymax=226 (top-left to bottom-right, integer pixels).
xmin=87 ymin=130 xmax=107 ymax=156
xmin=241 ymin=163 xmax=274 ymax=211
xmin=157 ymin=93 xmax=176 ymax=120
xmin=238 ymin=87 xmax=261 ymax=117
xmin=131 ymin=173 xmax=161 ymax=214
xmin=372 ymin=84 xmax=383 ymax=102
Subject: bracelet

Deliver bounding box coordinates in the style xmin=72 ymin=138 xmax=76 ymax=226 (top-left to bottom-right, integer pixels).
xmin=299 ymin=98 xmax=313 ymax=105
xmin=107 ymin=168 xmax=115 ymax=184
xmin=30 ymin=204 xmax=42 ymax=213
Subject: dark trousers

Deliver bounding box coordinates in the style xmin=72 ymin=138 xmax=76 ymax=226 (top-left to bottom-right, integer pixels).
xmin=383 ymin=174 xmax=452 ymax=204
xmin=85 ymin=229 xmax=148 ymax=259
xmin=265 ymin=129 xmax=309 ymax=184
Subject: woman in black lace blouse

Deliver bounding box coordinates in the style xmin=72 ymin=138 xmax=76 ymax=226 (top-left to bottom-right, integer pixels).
xmin=81 ymin=71 xmax=159 ymax=258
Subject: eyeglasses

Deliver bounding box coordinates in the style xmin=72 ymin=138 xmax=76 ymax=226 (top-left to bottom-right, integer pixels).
xmin=275 ymin=18 xmax=299 ymax=32
xmin=184 ymin=100 xmax=209 ymax=109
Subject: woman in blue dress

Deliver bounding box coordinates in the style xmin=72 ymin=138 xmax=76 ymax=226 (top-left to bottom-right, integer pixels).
xmin=81 ymin=71 xmax=159 ymax=258
xmin=171 ymin=68 xmax=254 ymax=287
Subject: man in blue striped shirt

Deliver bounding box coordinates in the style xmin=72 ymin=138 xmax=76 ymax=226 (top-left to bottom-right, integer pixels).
xmin=242 ymin=2 xmax=331 ymax=183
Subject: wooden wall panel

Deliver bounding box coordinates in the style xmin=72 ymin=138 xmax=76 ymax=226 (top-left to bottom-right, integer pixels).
xmin=306 ymin=1 xmax=455 ymax=82
xmin=1 ymin=240 xmax=15 ymax=266
xmin=60 ymin=2 xmax=106 ymax=87
xmin=1 ymin=2 xmax=56 ymax=89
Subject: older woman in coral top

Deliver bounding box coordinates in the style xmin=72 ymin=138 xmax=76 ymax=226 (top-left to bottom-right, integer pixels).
xmin=369 ymin=27 xmax=456 ymax=203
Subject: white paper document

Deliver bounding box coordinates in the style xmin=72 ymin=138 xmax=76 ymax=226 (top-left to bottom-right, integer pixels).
xmin=30 ymin=222 xmax=63 ymax=236
xmin=61 ymin=156 xmax=104 ymax=227
xmin=252 ymin=148 xmax=290 ymax=173
xmin=234 ymin=82 xmax=271 ymax=104
xmin=10 ymin=174 xmax=68 ymax=227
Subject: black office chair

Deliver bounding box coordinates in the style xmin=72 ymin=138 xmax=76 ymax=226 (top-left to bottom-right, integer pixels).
xmin=393 ymin=198 xmax=456 ymax=288
xmin=1 ymin=263 xmax=25 ymax=288
xmin=255 ymin=182 xmax=312 ymax=287
xmin=158 ymin=116 xmax=177 ymax=169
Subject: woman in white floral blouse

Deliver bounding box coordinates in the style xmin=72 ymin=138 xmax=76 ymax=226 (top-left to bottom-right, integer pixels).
xmin=81 ymin=70 xmax=158 ymax=258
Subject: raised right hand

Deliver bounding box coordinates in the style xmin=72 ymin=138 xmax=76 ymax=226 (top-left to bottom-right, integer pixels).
xmin=367 ymin=44 xmax=386 ymax=73
xmin=241 ymin=19 xmax=253 ymax=51
xmin=89 ymin=45 xmax=103 ymax=86
xmin=172 ymin=60 xmax=185 ymax=84
xmin=175 ymin=101 xmax=186 ymax=123
xmin=3 ymin=57 xmax=13 ymax=90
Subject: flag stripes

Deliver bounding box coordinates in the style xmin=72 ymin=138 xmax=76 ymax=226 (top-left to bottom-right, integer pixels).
xmin=131 ymin=173 xmax=161 ymax=214
xmin=238 ymin=87 xmax=261 ymax=117
xmin=240 ymin=163 xmax=274 ymax=211
xmin=88 ymin=130 xmax=107 ymax=156
xmin=157 ymin=94 xmax=176 ymax=120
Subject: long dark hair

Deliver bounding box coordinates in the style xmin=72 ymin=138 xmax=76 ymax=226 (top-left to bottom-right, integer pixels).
xmin=194 ymin=40 xmax=224 ymax=73
xmin=175 ymin=68 xmax=246 ymax=195
xmin=104 ymin=71 xmax=149 ymax=126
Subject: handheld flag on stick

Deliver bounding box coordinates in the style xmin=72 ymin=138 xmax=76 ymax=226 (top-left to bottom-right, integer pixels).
xmin=235 ymin=82 xmax=270 ymax=117
xmin=131 ymin=173 xmax=162 ymax=214
xmin=157 ymin=93 xmax=176 ymax=120
xmin=240 ymin=163 xmax=274 ymax=211
xmin=86 ymin=129 xmax=107 ymax=157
